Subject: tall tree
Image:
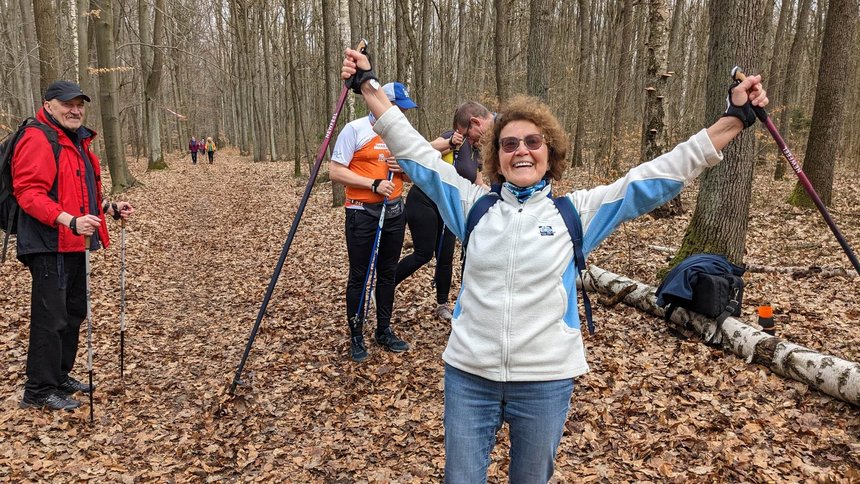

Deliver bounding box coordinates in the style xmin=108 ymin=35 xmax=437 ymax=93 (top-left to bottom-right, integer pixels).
xmin=671 ymin=0 xmax=764 ymax=266
xmin=142 ymin=0 xmax=168 ymax=170
xmin=773 ymin=0 xmax=814 ymax=179
xmin=494 ymin=0 xmax=510 ymax=103
xmin=788 ymin=0 xmax=859 ymax=207
xmin=322 ymin=0 xmax=345 ymax=207
xmin=31 ymin=0 xmax=58 ymax=91
xmin=526 ymin=0 xmax=553 ymax=101
xmin=570 ymin=0 xmax=592 ymax=168
xmin=92 ymin=0 xmax=136 ymax=192
xmin=19 ymin=0 xmax=41 ymax=112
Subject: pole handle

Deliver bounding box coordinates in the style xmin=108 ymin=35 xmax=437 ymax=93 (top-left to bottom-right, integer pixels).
xmin=344 ymin=39 xmax=370 ymax=89
xmin=85 ymin=235 xmax=91 ymax=247
xmin=731 ymin=66 xmax=768 ymax=122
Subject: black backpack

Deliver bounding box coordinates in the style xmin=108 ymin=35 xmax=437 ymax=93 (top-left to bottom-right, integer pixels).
xmin=0 ymin=117 xmax=61 ymax=263
xmin=655 ymin=253 xmax=745 ymax=344
xmin=463 ymin=184 xmax=595 ymax=334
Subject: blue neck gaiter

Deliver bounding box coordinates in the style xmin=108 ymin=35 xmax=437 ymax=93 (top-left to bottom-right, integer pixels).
xmin=503 ymin=179 xmax=548 ymax=204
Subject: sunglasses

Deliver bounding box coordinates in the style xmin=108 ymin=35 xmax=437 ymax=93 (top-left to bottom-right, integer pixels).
xmin=499 ymin=134 xmax=545 ymax=153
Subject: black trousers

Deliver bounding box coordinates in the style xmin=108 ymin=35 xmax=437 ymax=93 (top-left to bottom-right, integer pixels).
xmin=23 ymin=252 xmax=87 ymax=397
xmin=207 ymin=151 xmax=214 ymax=163
xmin=345 ymin=208 xmax=405 ymax=335
xmin=396 ymin=187 xmax=456 ymax=305
xmin=190 ymin=151 xmax=198 ymax=164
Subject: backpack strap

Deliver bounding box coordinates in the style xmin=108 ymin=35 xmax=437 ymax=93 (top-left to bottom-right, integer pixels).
xmin=461 ymin=184 xmax=502 ymax=272
xmin=553 ymin=195 xmax=594 ymax=335
xmin=1 ymin=118 xmax=61 ymax=263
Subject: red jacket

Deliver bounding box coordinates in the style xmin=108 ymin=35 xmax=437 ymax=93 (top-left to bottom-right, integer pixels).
xmin=11 ymin=108 xmax=110 ymax=255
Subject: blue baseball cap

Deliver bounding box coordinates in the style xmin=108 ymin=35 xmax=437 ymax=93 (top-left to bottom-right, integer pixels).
xmin=383 ymin=82 xmax=418 ymax=110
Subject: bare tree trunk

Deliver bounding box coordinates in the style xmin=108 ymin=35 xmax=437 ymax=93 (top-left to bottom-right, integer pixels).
xmin=788 ymin=0 xmax=858 ymax=208
xmin=526 ymin=0 xmax=552 ymax=101
xmin=322 ymin=0 xmax=345 ymax=207
xmin=142 ymin=0 xmax=167 ymax=170
xmin=92 ymin=0 xmax=136 ymax=192
xmin=494 ymin=0 xmax=509 ymax=103
xmin=671 ymin=0 xmax=764 ymax=266
xmin=32 ymin=0 xmax=58 ymax=91
xmin=774 ymin=0 xmax=814 ymax=180
xmin=19 ymin=0 xmax=41 ymax=112
xmin=571 ymin=0 xmax=592 ymax=168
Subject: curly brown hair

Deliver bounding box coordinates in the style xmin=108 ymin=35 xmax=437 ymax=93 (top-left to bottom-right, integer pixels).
xmin=481 ymin=95 xmax=569 ymax=185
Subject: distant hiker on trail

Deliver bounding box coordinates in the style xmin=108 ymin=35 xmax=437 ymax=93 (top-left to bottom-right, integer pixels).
xmin=395 ymin=102 xmax=490 ymax=321
xmin=205 ymin=137 xmax=216 ymax=164
xmin=189 ymin=136 xmax=198 ymax=164
xmin=328 ymin=81 xmax=417 ymax=362
xmin=198 ymin=135 xmax=206 ymax=159
xmin=11 ymin=80 xmax=135 ymax=411
xmin=342 ymin=49 xmax=768 ymax=480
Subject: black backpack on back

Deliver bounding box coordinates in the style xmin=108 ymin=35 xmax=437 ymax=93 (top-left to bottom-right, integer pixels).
xmin=0 ymin=117 xmax=61 ymax=263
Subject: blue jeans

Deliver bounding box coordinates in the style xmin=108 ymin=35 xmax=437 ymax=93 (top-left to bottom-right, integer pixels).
xmin=444 ymin=364 xmax=574 ymax=483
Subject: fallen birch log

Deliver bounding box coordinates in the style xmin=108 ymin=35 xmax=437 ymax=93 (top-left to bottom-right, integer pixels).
xmin=583 ymin=264 xmax=860 ymax=407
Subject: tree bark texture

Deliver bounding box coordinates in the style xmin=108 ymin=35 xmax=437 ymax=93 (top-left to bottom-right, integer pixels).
xmin=672 ymin=0 xmax=763 ymax=266
xmin=584 ymin=265 xmax=860 ymax=407
xmin=526 ymin=0 xmax=552 ymax=102
xmin=789 ymin=0 xmax=859 ymax=208
xmin=31 ymin=0 xmax=58 ymax=92
xmin=92 ymin=0 xmax=136 ymax=192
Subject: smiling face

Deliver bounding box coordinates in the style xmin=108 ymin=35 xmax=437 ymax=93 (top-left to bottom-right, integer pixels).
xmin=498 ymin=120 xmax=548 ymax=187
xmin=44 ymin=97 xmax=86 ymax=131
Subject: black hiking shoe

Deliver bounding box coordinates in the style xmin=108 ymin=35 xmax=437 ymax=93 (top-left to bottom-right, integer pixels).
xmin=375 ymin=327 xmax=410 ymax=353
xmin=351 ymin=335 xmax=369 ymax=362
xmin=58 ymin=376 xmax=94 ymax=395
xmin=20 ymin=392 xmax=81 ymax=411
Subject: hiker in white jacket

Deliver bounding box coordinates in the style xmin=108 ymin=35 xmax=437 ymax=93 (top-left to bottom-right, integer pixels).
xmin=342 ymin=49 xmax=768 ymax=482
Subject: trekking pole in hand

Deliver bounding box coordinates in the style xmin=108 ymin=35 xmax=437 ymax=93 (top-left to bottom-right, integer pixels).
xmin=356 ymin=171 xmax=394 ymax=326
xmin=119 ymin=219 xmax=127 ymax=380
xmin=84 ymin=236 xmax=95 ymax=423
xmin=732 ymin=67 xmax=860 ymax=276
xmin=230 ymin=39 xmax=369 ymax=395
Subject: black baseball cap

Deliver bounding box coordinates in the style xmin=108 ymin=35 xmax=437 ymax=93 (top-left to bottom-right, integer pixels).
xmin=44 ymin=80 xmax=91 ymax=102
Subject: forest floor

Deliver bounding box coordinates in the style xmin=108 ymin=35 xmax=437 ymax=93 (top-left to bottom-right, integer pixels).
xmin=1 ymin=148 xmax=859 ymax=482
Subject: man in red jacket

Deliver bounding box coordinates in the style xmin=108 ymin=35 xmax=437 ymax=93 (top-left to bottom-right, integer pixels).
xmin=12 ymin=80 xmax=135 ymax=411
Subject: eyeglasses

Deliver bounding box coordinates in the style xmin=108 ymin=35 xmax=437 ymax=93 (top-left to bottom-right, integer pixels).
xmin=499 ymin=134 xmax=545 ymax=153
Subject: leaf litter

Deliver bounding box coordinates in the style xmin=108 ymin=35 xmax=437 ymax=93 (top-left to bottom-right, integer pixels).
xmin=0 ymin=149 xmax=858 ymax=481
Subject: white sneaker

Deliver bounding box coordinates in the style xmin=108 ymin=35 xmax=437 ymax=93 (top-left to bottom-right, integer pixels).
xmin=435 ymin=303 xmax=453 ymax=321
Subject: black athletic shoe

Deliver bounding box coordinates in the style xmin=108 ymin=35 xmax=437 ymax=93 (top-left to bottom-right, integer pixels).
xmin=58 ymin=376 xmax=94 ymax=395
xmin=20 ymin=392 xmax=81 ymax=411
xmin=375 ymin=327 xmax=410 ymax=353
xmin=351 ymin=335 xmax=369 ymax=362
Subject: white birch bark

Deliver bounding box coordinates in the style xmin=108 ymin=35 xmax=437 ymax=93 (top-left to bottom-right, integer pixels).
xmin=584 ymin=265 xmax=860 ymax=406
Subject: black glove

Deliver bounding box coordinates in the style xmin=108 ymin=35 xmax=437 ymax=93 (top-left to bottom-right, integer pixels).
xmin=722 ymin=80 xmax=757 ymax=128
xmin=344 ymin=49 xmax=378 ymax=95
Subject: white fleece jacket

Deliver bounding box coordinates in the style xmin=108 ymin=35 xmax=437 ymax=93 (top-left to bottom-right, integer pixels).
xmin=374 ymin=108 xmax=723 ymax=381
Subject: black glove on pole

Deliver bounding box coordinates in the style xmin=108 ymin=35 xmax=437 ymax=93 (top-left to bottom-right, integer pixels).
xmin=732 ymin=67 xmax=860 ymax=276
xmin=230 ymin=39 xmax=370 ymax=395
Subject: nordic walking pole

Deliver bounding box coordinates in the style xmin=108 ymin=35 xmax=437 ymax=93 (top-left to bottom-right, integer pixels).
xmin=84 ymin=235 xmax=95 ymax=423
xmin=119 ymin=219 xmax=126 ymax=380
xmin=356 ymin=171 xmax=394 ymax=326
xmin=733 ymin=67 xmax=860 ymax=276
xmin=230 ymin=39 xmax=369 ymax=395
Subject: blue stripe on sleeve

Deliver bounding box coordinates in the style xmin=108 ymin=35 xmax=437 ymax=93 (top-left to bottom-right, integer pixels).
xmin=582 ymin=177 xmax=684 ymax=255
xmin=399 ymin=158 xmax=468 ymax=240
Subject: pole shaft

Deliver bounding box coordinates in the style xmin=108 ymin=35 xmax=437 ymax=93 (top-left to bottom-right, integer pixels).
xmin=230 ymin=85 xmax=352 ymax=394
xmin=761 ymin=117 xmax=860 ymax=276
